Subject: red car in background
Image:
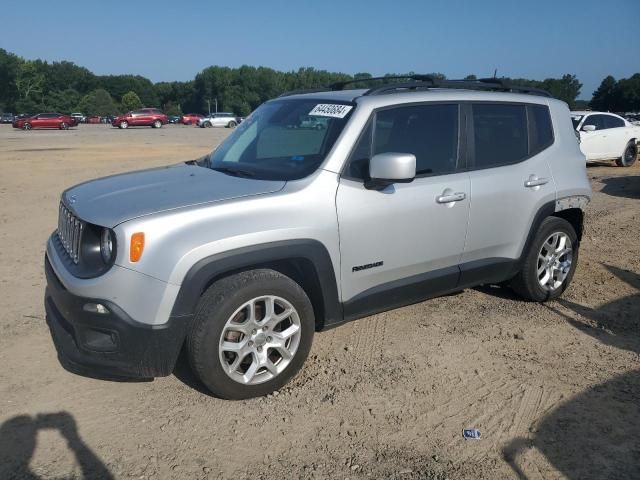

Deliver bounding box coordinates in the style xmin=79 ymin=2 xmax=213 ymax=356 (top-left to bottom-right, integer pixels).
xmin=13 ymin=113 xmax=77 ymax=130
xmin=180 ymin=113 xmax=204 ymax=125
xmin=112 ymin=108 xmax=168 ymax=129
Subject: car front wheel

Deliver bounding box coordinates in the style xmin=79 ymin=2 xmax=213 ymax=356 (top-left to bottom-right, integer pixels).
xmin=187 ymin=269 xmax=314 ymax=399
xmin=510 ymin=216 xmax=578 ymax=302
xmin=152 ymin=120 xmax=162 ymax=129
xmin=23 ymin=123 xmax=32 ymax=131
xmin=119 ymin=121 xmax=128 ymax=129
xmin=59 ymin=122 xmax=69 ymax=130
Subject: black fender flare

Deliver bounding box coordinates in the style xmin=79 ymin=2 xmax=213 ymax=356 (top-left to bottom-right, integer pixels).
xmin=170 ymin=239 xmax=342 ymax=329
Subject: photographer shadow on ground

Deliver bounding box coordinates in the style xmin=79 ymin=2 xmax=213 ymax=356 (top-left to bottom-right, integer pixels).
xmin=0 ymin=411 xmax=113 ymax=480
xmin=599 ymin=175 xmax=640 ymax=200
xmin=503 ymin=264 xmax=640 ymax=479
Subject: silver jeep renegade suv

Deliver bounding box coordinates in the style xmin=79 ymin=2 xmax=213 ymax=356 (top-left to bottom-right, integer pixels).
xmin=44 ymin=77 xmax=591 ymax=399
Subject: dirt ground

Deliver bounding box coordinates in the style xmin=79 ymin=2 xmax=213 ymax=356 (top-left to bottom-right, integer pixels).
xmin=0 ymin=124 xmax=638 ymax=480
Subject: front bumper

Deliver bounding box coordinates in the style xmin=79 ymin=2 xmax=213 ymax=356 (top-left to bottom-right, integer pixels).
xmin=44 ymin=255 xmax=191 ymax=379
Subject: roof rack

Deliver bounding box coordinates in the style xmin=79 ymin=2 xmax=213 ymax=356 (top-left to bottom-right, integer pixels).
xmin=277 ymin=75 xmax=552 ymax=98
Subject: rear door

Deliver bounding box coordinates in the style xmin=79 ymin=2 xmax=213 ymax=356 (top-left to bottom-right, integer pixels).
xmin=461 ymin=102 xmax=556 ymax=283
xmin=336 ymin=103 xmax=470 ymax=317
xmin=603 ymin=114 xmax=628 ymax=157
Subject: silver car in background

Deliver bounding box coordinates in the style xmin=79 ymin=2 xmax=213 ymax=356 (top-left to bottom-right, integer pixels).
xmin=198 ymin=112 xmax=240 ymax=128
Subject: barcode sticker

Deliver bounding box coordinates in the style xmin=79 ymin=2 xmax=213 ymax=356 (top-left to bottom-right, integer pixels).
xmin=309 ymin=104 xmax=353 ymax=118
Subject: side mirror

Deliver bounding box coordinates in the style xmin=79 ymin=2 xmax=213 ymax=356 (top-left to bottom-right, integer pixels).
xmin=582 ymin=124 xmax=596 ymax=132
xmin=366 ymin=152 xmax=416 ymax=190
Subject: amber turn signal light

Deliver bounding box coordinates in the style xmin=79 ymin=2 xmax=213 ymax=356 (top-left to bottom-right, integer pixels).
xmin=130 ymin=232 xmax=145 ymax=262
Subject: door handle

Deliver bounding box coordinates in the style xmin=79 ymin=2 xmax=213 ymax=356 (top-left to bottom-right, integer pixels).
xmin=436 ymin=192 xmax=466 ymax=204
xmin=524 ymin=175 xmax=549 ymax=188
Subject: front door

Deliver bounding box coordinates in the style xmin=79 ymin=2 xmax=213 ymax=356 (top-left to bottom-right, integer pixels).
xmin=336 ymin=103 xmax=469 ymax=318
xmin=579 ymin=114 xmax=609 ymax=160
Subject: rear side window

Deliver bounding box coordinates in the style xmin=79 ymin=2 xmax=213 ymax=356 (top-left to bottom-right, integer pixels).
xmin=472 ymin=104 xmax=528 ymax=168
xmin=528 ymin=104 xmax=554 ymax=154
xmin=605 ymin=115 xmax=625 ymax=129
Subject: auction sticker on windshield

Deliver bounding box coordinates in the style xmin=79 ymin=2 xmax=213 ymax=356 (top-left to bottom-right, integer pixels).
xmin=309 ymin=104 xmax=353 ymax=118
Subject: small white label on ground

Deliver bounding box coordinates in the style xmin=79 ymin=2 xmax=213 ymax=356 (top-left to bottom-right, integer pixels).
xmin=309 ymin=104 xmax=353 ymax=118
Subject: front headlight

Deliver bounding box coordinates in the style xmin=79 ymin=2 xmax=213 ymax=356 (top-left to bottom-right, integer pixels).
xmin=100 ymin=228 xmax=114 ymax=264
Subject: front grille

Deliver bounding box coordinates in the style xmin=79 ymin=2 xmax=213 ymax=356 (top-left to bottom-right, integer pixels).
xmin=57 ymin=202 xmax=85 ymax=264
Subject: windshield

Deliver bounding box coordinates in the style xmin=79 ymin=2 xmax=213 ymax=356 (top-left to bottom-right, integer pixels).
xmin=571 ymin=115 xmax=583 ymax=130
xmin=207 ymin=99 xmax=355 ymax=180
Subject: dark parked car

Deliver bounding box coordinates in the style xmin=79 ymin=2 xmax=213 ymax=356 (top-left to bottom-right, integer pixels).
xmin=111 ymin=108 xmax=168 ymax=129
xmin=1 ymin=112 xmax=14 ymax=124
xmin=168 ymin=115 xmax=180 ymax=124
xmin=12 ymin=113 xmax=77 ymax=130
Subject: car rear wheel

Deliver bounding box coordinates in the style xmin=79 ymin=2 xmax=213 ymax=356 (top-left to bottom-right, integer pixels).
xmin=152 ymin=120 xmax=162 ymax=129
xmin=616 ymin=141 xmax=637 ymax=167
xmin=227 ymin=121 xmax=237 ymax=128
xmin=187 ymin=269 xmax=314 ymax=399
xmin=119 ymin=121 xmax=128 ymax=129
xmin=510 ymin=217 xmax=578 ymax=302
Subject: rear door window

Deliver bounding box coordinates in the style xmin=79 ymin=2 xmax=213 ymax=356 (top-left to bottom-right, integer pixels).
xmin=604 ymin=115 xmax=625 ymax=129
xmin=528 ymin=104 xmax=554 ymax=154
xmin=472 ymin=104 xmax=528 ymax=168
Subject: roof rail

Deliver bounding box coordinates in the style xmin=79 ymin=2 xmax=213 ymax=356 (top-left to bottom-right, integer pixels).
xmin=277 ymin=75 xmax=552 ymax=98
xmin=363 ymin=77 xmax=552 ymax=97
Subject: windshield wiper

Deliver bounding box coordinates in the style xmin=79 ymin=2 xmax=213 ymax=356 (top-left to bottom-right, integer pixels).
xmin=212 ymin=166 xmax=257 ymax=178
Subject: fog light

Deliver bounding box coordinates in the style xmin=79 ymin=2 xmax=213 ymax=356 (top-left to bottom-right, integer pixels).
xmin=83 ymin=303 xmax=110 ymax=314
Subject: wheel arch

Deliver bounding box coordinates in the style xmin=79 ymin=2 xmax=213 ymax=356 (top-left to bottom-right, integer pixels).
xmin=170 ymin=240 xmax=342 ymax=331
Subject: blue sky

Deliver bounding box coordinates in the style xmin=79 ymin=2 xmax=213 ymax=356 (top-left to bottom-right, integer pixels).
xmin=3 ymin=0 xmax=638 ymax=99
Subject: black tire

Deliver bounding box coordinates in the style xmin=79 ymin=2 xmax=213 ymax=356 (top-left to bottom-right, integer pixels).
xmin=510 ymin=216 xmax=579 ymax=302
xmin=152 ymin=120 xmax=162 ymax=129
xmin=204 ymin=121 xmax=212 ymax=128
xmin=615 ymin=141 xmax=637 ymax=167
xmin=23 ymin=123 xmax=32 ymax=131
xmin=119 ymin=121 xmax=128 ymax=129
xmin=187 ymin=269 xmax=315 ymax=399
xmin=227 ymin=121 xmax=237 ymax=128
xmin=59 ymin=122 xmax=68 ymax=130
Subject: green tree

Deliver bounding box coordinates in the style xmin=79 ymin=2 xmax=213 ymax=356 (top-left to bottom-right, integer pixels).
xmin=15 ymin=61 xmax=45 ymax=104
xmin=45 ymin=89 xmax=82 ymax=112
xmin=0 ymin=48 xmax=20 ymax=111
xmin=163 ymin=101 xmax=182 ymax=116
xmin=77 ymin=89 xmax=118 ymax=115
xmin=590 ymin=75 xmax=617 ymax=111
xmin=121 ymin=91 xmax=143 ymax=112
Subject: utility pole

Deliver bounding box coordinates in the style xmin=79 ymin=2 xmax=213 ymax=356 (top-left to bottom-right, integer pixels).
xmin=215 ymin=97 xmax=218 ymax=113
xmin=206 ymin=99 xmax=211 ymax=115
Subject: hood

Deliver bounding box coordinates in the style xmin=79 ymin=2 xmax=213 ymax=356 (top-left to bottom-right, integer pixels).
xmin=62 ymin=163 xmax=286 ymax=227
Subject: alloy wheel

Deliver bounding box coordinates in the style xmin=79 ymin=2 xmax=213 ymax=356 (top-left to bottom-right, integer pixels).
xmin=537 ymin=232 xmax=573 ymax=291
xmin=218 ymin=295 xmax=302 ymax=385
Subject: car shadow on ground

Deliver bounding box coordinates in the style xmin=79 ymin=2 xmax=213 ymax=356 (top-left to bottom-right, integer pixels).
xmin=503 ymin=264 xmax=640 ymax=479
xmin=599 ymin=175 xmax=640 ymax=200
xmin=0 ymin=411 xmax=113 ymax=479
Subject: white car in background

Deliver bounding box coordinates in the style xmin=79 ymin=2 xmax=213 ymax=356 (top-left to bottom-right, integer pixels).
xmin=571 ymin=111 xmax=639 ymax=167
xmin=198 ymin=112 xmax=240 ymax=128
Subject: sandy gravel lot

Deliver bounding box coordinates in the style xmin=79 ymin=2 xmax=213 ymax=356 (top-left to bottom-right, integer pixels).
xmin=0 ymin=124 xmax=638 ymax=480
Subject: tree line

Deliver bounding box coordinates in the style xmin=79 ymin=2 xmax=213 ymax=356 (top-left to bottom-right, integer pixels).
xmin=0 ymin=48 xmax=637 ymax=117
